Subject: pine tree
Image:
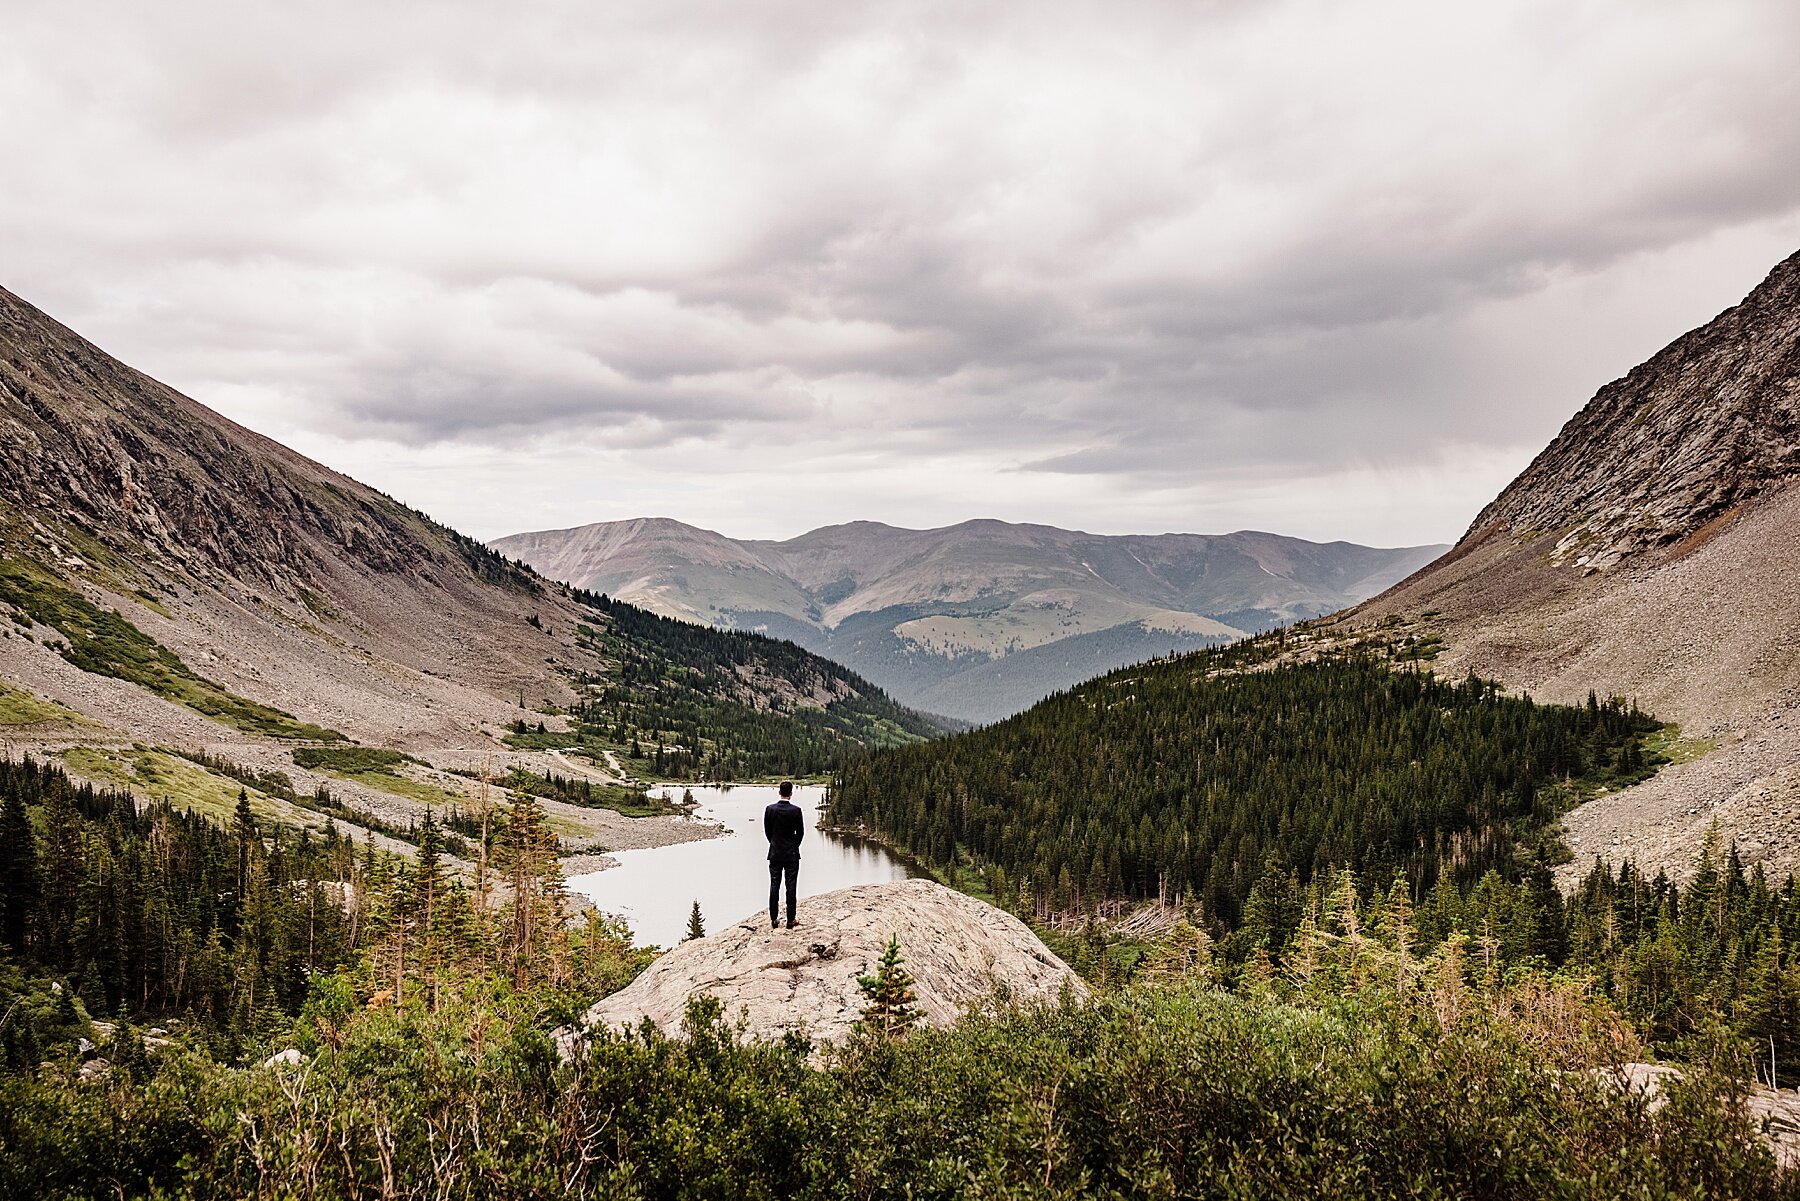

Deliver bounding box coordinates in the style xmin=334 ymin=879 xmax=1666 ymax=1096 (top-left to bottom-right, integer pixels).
xmin=1737 ymin=922 xmax=1799 ymax=1085
xmin=685 ymin=900 xmax=706 ymax=941
xmin=232 ymin=788 xmax=257 ymax=900
xmin=0 ymin=785 xmax=38 ymax=952
xmin=1380 ymin=873 xmax=1416 ymax=989
xmin=501 ymin=789 xmax=567 ymax=987
xmin=413 ymin=810 xmax=446 ymax=1008
xmin=857 ymin=935 xmax=919 ymax=1037
xmin=367 ymin=854 xmax=411 ymax=1008
xmin=38 ymin=777 xmax=83 ymax=967
xmin=1138 ymin=919 xmax=1214 ymax=985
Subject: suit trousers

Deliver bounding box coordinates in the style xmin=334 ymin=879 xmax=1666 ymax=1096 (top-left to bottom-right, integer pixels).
xmin=769 ymin=858 xmax=799 ymax=925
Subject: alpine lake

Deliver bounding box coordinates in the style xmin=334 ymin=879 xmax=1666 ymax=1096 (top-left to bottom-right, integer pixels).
xmin=564 ymin=783 xmax=916 ymax=949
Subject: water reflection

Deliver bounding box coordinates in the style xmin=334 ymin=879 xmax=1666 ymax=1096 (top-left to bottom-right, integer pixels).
xmin=564 ymin=783 xmax=915 ymax=949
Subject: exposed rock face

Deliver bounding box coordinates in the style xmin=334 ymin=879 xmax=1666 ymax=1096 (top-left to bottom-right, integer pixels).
xmin=0 ymin=283 xmax=595 ymax=746
xmin=0 ymin=285 xmax=505 ymax=588
xmin=1468 ymin=249 xmax=1800 ymax=572
xmin=571 ymin=880 xmax=1085 ymax=1050
xmin=1355 ymin=248 xmax=1800 ymax=886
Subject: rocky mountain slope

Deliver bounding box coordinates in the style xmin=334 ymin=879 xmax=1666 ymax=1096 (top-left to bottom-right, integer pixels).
xmin=568 ymin=879 xmax=1084 ymax=1052
xmin=1349 ymin=248 xmax=1800 ymax=884
xmin=0 ymin=284 xmax=934 ymax=850
xmin=495 ymin=517 xmax=1443 ymax=722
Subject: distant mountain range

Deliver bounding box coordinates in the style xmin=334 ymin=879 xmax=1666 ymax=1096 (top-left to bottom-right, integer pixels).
xmin=492 ymin=518 xmax=1447 ymax=722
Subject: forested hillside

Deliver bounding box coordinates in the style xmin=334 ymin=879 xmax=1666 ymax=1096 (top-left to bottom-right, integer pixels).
xmin=830 ymin=639 xmax=1663 ymax=923
xmin=0 ymin=754 xmax=609 ymax=1069
xmin=0 ymin=756 xmax=360 ymax=1062
xmin=526 ymin=589 xmax=944 ymax=781
xmin=831 ymin=636 xmax=1800 ymax=1079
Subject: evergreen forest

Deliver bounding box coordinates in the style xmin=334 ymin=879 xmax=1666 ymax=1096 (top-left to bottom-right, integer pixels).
xmin=831 ymin=643 xmax=1665 ymax=922
xmin=4 ymin=731 xmax=1800 ymax=1196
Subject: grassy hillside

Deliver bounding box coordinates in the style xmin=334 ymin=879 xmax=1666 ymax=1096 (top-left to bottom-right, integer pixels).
xmin=0 ymin=559 xmax=341 ymax=740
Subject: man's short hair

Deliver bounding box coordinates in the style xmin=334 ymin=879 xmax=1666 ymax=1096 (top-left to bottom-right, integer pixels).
xmin=779 ymin=780 xmax=794 ymax=798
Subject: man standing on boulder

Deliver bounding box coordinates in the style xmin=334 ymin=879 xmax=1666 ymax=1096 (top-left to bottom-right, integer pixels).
xmin=765 ymin=781 xmax=804 ymax=929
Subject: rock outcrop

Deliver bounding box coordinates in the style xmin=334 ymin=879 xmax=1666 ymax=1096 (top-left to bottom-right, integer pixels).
xmin=568 ymin=880 xmax=1085 ymax=1050
xmin=1467 ymin=249 xmax=1800 ymax=573
xmin=1597 ymin=1063 xmax=1800 ymax=1171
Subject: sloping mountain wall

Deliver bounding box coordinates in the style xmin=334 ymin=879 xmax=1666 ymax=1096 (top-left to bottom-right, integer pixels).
xmin=0 ymin=285 xmax=931 ymax=837
xmin=1350 ymin=249 xmax=1800 ymax=884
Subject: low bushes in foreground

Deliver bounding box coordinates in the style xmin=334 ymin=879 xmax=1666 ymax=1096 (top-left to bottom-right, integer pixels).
xmin=0 ymin=982 xmax=1789 ymax=1201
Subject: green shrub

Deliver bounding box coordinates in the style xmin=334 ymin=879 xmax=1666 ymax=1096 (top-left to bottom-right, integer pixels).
xmin=292 ymin=746 xmax=413 ymax=774
xmin=0 ymin=983 xmax=1787 ymax=1200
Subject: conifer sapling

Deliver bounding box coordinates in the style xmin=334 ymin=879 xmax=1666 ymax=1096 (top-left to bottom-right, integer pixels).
xmin=857 ymin=934 xmax=919 ymax=1037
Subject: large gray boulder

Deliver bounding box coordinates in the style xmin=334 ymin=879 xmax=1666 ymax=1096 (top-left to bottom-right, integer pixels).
xmin=570 ymin=879 xmax=1084 ymax=1050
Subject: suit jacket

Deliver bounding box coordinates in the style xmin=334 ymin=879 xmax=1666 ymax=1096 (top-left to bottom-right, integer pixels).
xmin=764 ymin=799 xmax=804 ymax=863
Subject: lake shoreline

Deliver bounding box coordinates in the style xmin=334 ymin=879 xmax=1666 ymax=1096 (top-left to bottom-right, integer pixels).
xmin=563 ymin=782 xmax=915 ymax=949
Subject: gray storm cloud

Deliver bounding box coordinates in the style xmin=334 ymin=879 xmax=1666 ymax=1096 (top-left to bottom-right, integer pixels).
xmin=2 ymin=0 xmax=1799 ymax=544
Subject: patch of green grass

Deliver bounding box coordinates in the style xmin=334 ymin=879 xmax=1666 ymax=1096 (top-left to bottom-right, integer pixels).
xmin=501 ymin=728 xmax=567 ymax=751
xmin=844 ymin=714 xmax=920 ymax=749
xmin=1391 ymin=634 xmax=1445 ymax=663
xmin=293 ymin=746 xmax=468 ymax=808
xmin=584 ymin=785 xmax=678 ymax=818
xmin=294 ymin=585 xmax=340 ymax=621
xmin=0 ymin=559 xmax=343 ymax=740
xmin=353 ymin=771 xmax=468 ymax=808
xmin=293 ymin=746 xmax=413 ymax=774
xmin=0 ymin=679 xmax=91 ymax=727
xmin=1643 ymin=724 xmax=1716 ymax=766
xmin=129 ymin=588 xmax=171 ymax=617
xmin=542 ymin=813 xmax=596 ymax=841
xmin=61 ymin=746 xmax=316 ymax=831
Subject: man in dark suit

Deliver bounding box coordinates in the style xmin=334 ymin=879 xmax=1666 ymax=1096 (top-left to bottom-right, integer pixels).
xmin=764 ymin=781 xmax=804 ymax=929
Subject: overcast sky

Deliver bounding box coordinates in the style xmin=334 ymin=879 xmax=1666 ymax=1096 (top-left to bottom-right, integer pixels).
xmin=5 ymin=1 xmax=1799 ymax=548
